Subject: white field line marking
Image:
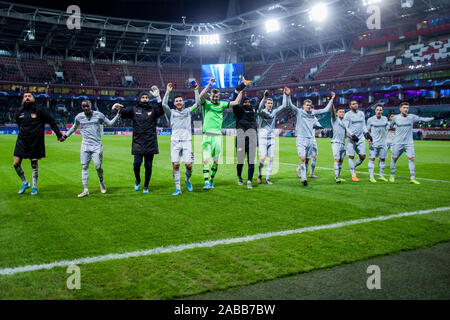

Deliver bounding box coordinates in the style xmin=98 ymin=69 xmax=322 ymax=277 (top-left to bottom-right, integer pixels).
xmin=0 ymin=206 xmax=449 ymax=276
xmin=280 ymin=162 xmax=450 ymax=183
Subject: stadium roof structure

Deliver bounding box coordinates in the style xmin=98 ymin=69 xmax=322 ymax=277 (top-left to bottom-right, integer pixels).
xmin=0 ymin=0 xmax=448 ymax=65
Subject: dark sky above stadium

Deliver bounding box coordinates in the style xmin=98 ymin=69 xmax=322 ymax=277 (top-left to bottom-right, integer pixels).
xmin=12 ymin=0 xmax=277 ymax=22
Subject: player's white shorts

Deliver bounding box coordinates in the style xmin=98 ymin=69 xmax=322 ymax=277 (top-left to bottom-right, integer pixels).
xmin=312 ymin=140 xmax=318 ymax=156
xmin=80 ymin=143 xmax=103 ymax=167
xmin=331 ymin=142 xmax=346 ymax=160
xmin=369 ymin=144 xmax=387 ymax=159
xmin=258 ymin=136 xmax=275 ymax=158
xmin=171 ymin=139 xmax=193 ymax=163
xmin=296 ymin=137 xmax=314 ymax=159
xmin=346 ymin=138 xmax=366 ymax=157
xmin=391 ymin=143 xmax=415 ymax=159
xmin=386 ymin=141 xmax=393 ymax=151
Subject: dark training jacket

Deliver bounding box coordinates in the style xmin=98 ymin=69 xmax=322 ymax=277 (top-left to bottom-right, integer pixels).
xmin=121 ymin=99 xmax=164 ymax=155
xmin=233 ymin=103 xmax=258 ymax=131
xmin=14 ymin=104 xmax=62 ymax=159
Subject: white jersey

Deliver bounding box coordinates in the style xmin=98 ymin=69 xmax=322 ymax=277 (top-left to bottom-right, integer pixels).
xmin=390 ymin=114 xmax=433 ymax=145
xmin=331 ymin=117 xmax=351 ymax=144
xmin=386 ymin=128 xmax=395 ymax=145
xmin=343 ymin=110 xmax=367 ymax=139
xmin=367 ymin=115 xmax=389 ymax=147
xmin=312 ymin=117 xmax=322 ymax=143
xmin=162 ymin=89 xmax=200 ymax=141
xmin=66 ymin=111 xmax=119 ymax=147
xmin=289 ymin=99 xmax=332 ymax=140
xmin=257 ymin=94 xmax=287 ymax=139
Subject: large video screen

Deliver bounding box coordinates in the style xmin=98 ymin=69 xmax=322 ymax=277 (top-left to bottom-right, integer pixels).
xmin=201 ymin=63 xmax=244 ymax=89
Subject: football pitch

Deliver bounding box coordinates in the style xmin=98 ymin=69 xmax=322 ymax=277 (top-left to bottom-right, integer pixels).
xmin=0 ymin=135 xmax=449 ymax=299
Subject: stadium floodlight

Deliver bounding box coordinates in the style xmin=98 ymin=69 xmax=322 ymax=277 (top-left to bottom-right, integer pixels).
xmin=25 ymin=29 xmax=35 ymax=41
xmin=309 ymin=3 xmax=328 ymax=22
xmin=199 ymin=34 xmax=220 ymax=45
xmin=362 ymin=0 xmax=382 ymax=5
xmin=265 ymin=19 xmax=280 ymax=33
xmin=97 ymin=36 xmax=106 ymax=48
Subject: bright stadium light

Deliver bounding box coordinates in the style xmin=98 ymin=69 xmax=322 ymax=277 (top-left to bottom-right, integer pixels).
xmin=265 ymin=19 xmax=280 ymax=33
xmin=309 ymin=3 xmax=328 ymax=22
xmin=199 ymin=34 xmax=220 ymax=45
xmin=362 ymin=0 xmax=382 ymax=6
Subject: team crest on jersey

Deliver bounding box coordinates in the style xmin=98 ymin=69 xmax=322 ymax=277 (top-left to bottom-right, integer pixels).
xmin=31 ymin=113 xmax=37 ymax=118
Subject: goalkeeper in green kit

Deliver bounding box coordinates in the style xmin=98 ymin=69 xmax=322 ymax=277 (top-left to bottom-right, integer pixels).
xmin=199 ymin=78 xmax=244 ymax=190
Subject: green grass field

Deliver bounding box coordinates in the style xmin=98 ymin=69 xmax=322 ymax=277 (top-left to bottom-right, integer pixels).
xmin=0 ymin=135 xmax=449 ymax=299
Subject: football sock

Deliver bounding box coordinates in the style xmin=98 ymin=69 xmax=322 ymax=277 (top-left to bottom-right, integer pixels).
xmin=379 ymin=160 xmax=386 ymax=177
xmin=173 ymin=170 xmax=181 ymax=190
xmin=390 ymin=158 xmax=397 ymax=176
xmin=311 ymin=157 xmax=317 ymax=175
xmin=408 ymin=159 xmax=416 ymax=180
xmin=266 ymin=161 xmax=273 ymax=180
xmin=368 ymin=160 xmax=375 ymax=179
xmin=32 ymin=167 xmax=38 ymax=189
xmin=185 ymin=167 xmax=192 ymax=182
xmin=15 ymin=166 xmax=28 ymax=184
xmin=348 ymin=158 xmax=356 ymax=176
xmin=82 ymin=166 xmax=89 ymax=191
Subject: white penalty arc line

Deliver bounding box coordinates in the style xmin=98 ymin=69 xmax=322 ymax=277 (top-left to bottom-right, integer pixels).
xmin=0 ymin=206 xmax=449 ymax=276
xmin=280 ymin=162 xmax=450 ymax=183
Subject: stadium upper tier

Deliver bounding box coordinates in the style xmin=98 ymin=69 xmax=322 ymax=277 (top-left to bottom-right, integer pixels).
xmin=1 ymin=36 xmax=449 ymax=91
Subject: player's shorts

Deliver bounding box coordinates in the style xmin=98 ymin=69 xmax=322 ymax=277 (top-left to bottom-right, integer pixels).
xmin=369 ymin=144 xmax=387 ymax=159
xmin=202 ymin=134 xmax=222 ymax=160
xmin=346 ymin=138 xmax=366 ymax=157
xmin=312 ymin=140 xmax=318 ymax=156
xmin=391 ymin=143 xmax=415 ymax=159
xmin=258 ymin=136 xmax=275 ymax=158
xmin=236 ymin=133 xmax=257 ymax=165
xmin=296 ymin=137 xmax=314 ymax=159
xmin=171 ymin=139 xmax=193 ymax=164
xmin=80 ymin=143 xmax=103 ymax=167
xmin=386 ymin=141 xmax=393 ymax=150
xmin=331 ymin=142 xmax=346 ymax=160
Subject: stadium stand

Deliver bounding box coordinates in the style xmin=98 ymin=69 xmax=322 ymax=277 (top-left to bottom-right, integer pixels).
xmin=20 ymin=58 xmax=54 ymax=83
xmin=284 ymin=55 xmax=329 ymax=83
xmin=258 ymin=60 xmax=302 ymax=86
xmin=0 ymin=56 xmax=22 ymax=81
xmin=60 ymin=60 xmax=95 ymax=86
xmin=126 ymin=64 xmax=162 ymax=88
xmin=314 ymin=52 xmax=359 ymax=80
xmin=93 ymin=63 xmax=125 ymax=87
xmin=343 ymin=51 xmax=398 ymax=77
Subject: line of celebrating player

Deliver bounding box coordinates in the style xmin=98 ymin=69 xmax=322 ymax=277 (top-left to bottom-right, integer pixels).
xmin=12 ymin=81 xmax=434 ymax=197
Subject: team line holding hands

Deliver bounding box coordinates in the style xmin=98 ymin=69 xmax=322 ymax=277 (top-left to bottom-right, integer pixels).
xmin=12 ymin=78 xmax=434 ymax=197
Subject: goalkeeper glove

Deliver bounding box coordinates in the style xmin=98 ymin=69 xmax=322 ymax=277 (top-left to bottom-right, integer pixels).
xmin=364 ymin=132 xmax=373 ymax=142
xmin=149 ymin=85 xmax=160 ymax=98
xmin=351 ymin=134 xmax=359 ymax=142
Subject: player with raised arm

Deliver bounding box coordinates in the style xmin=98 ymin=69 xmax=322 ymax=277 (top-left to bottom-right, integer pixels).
xmin=366 ymin=104 xmax=390 ymax=183
xmin=13 ymin=91 xmax=64 ymax=195
xmin=386 ymin=113 xmax=395 ymax=152
xmin=343 ymin=100 xmax=373 ymax=182
xmin=199 ymin=78 xmax=243 ymax=190
xmin=257 ymin=88 xmax=289 ymax=184
xmin=120 ymin=86 xmax=164 ymax=194
xmin=389 ymin=102 xmax=434 ymax=184
xmin=331 ymin=103 xmax=358 ymax=183
xmin=162 ymin=82 xmax=200 ymax=196
xmin=63 ymin=100 xmax=121 ymax=197
xmin=232 ymin=82 xmax=258 ymax=189
xmin=288 ymin=92 xmax=335 ymax=186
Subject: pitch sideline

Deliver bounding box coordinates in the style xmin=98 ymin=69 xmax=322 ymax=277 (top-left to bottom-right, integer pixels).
xmin=0 ymin=206 xmax=449 ymax=276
